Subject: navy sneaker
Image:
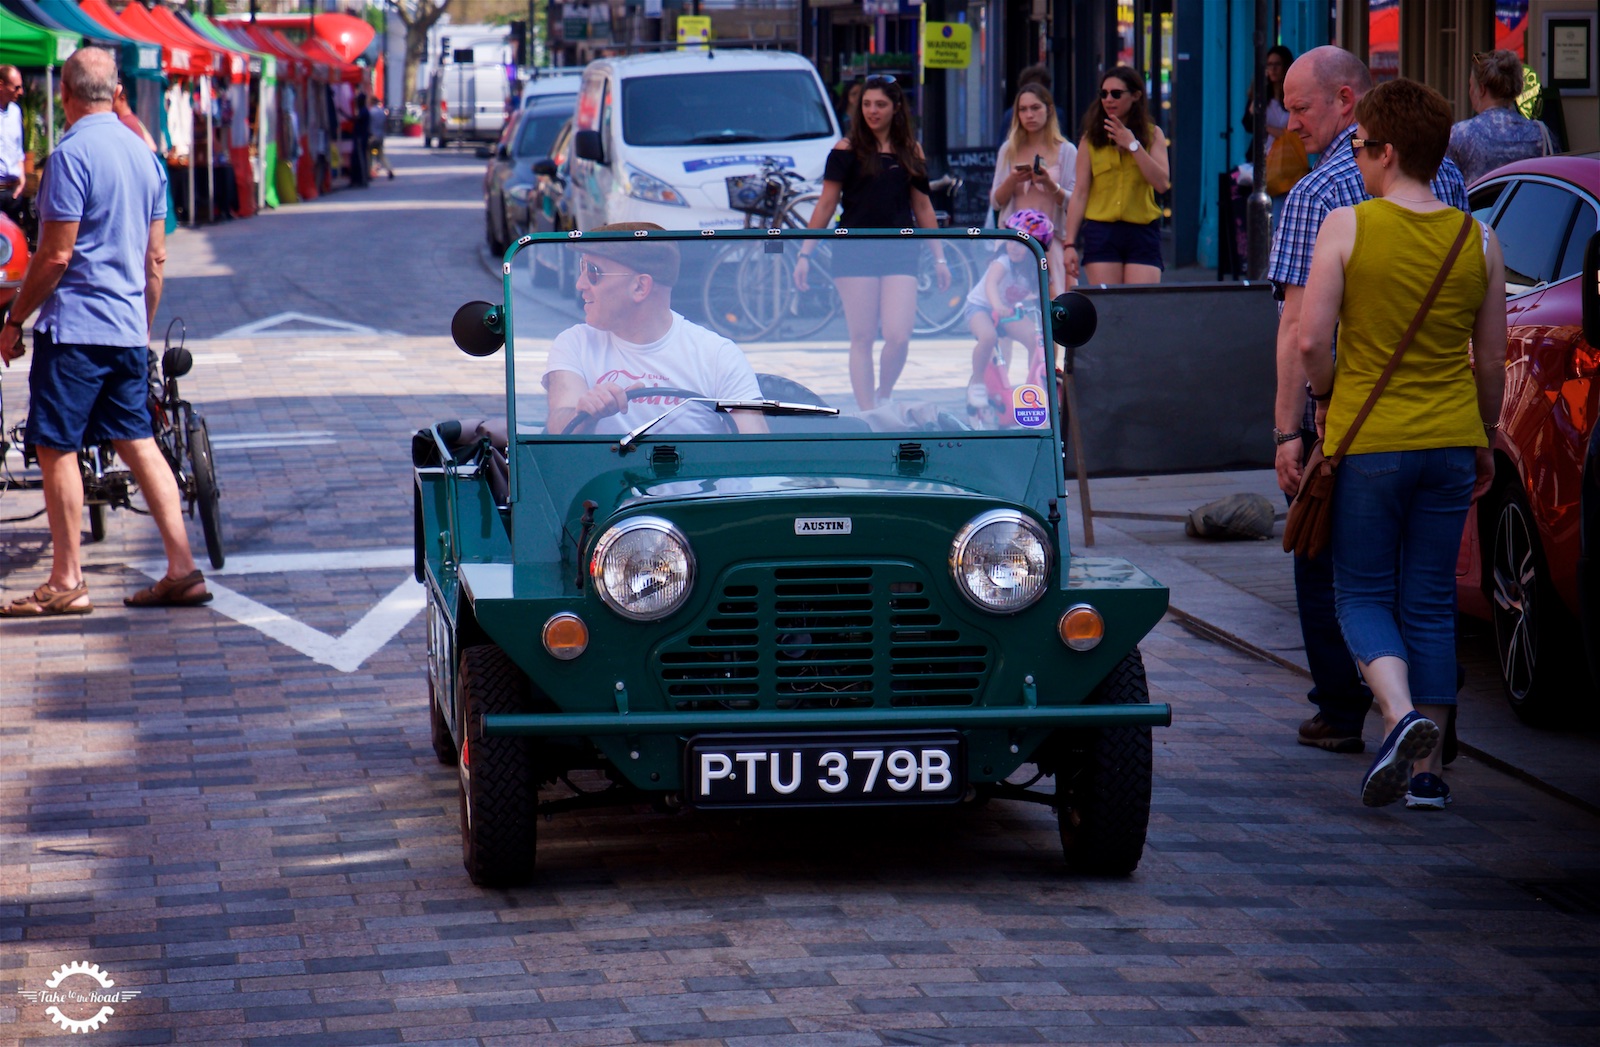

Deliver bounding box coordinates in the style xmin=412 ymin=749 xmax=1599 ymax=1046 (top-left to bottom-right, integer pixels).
xmin=1405 ymin=773 xmax=1452 ymax=810
xmin=1360 ymin=711 xmax=1440 ymax=808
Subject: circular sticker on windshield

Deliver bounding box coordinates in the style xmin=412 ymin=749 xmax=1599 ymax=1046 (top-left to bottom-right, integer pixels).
xmin=1012 ymin=385 xmax=1049 ymax=428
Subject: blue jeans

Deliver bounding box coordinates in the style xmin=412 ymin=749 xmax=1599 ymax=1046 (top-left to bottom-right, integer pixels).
xmin=1331 ymin=447 xmax=1476 ymax=706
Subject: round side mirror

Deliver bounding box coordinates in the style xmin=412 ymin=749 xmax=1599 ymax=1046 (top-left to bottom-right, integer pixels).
xmin=1050 ymin=291 xmax=1098 ymax=350
xmin=451 ymin=301 xmax=505 ymax=357
xmin=162 ymin=346 xmax=194 ymax=379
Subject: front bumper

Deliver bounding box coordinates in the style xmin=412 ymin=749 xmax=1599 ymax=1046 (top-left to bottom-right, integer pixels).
xmin=483 ymin=701 xmax=1172 ymax=737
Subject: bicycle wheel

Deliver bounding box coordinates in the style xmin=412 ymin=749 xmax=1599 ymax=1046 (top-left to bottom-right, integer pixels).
xmin=752 ymin=248 xmax=839 ymax=341
xmin=701 ymin=243 xmax=772 ymax=340
xmin=914 ymin=241 xmax=976 ymax=335
xmin=187 ymin=413 xmax=225 ymax=569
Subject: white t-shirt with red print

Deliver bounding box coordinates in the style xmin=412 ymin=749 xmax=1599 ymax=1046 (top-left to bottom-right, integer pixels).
xmin=543 ymin=312 xmax=763 ymax=434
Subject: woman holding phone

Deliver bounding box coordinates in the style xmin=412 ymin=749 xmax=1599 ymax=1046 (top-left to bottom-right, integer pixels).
xmin=1060 ymin=66 xmax=1170 ymax=286
xmin=990 ymin=83 xmax=1075 ymax=297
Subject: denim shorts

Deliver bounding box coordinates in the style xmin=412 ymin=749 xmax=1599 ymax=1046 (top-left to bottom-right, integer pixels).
xmin=25 ymin=330 xmax=151 ymax=452
xmin=1081 ymin=219 xmax=1164 ymax=270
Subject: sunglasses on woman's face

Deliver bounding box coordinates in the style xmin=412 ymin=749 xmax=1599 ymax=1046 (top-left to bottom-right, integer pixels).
xmin=864 ymin=74 xmax=896 ymax=86
xmin=1100 ymin=88 xmax=1129 ymax=100
xmin=1349 ymin=137 xmax=1387 ymax=154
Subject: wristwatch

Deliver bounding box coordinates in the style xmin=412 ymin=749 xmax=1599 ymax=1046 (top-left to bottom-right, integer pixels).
xmin=1273 ymin=427 xmax=1303 ymax=445
xmin=1126 ymin=139 xmax=1141 ymax=154
xmin=1 ymin=310 xmax=21 ymax=331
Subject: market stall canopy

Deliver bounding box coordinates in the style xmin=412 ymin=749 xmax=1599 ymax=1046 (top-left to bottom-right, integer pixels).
xmin=260 ymin=27 xmax=341 ymax=84
xmin=217 ymin=11 xmax=373 ymax=64
xmin=35 ymin=0 xmax=161 ymax=81
xmin=221 ymin=21 xmax=306 ymax=81
xmin=116 ymin=0 xmax=212 ymax=78
xmin=303 ymin=36 xmax=361 ymax=85
xmin=0 ymin=2 xmax=78 ymax=68
xmin=187 ymin=10 xmax=274 ymax=83
xmin=149 ymin=3 xmax=246 ymax=83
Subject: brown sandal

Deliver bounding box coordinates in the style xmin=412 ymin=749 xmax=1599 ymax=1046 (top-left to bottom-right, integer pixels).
xmin=1 ymin=582 xmax=94 ymax=617
xmin=125 ymin=569 xmax=213 ymax=608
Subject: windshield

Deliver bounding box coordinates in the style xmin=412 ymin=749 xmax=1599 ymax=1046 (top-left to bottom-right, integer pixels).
xmin=516 ymin=112 xmax=567 ymax=157
xmin=504 ymin=232 xmax=1057 ymax=441
xmin=620 ymin=71 xmax=836 ymax=147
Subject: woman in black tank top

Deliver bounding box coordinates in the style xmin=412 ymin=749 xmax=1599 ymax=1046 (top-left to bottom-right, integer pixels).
xmin=793 ymin=76 xmax=950 ymax=410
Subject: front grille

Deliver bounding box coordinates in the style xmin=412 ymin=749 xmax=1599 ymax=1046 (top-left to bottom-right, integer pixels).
xmin=655 ymin=564 xmax=991 ymax=711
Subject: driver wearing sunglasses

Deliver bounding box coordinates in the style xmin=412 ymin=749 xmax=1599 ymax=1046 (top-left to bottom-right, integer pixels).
xmin=544 ymin=223 xmax=768 ymax=435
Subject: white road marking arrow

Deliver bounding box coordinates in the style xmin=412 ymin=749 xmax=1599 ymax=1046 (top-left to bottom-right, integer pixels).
xmin=130 ymin=549 xmax=423 ymax=673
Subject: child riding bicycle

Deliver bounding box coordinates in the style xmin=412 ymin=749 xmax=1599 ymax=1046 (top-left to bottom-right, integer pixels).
xmin=964 ymin=209 xmax=1052 ymax=419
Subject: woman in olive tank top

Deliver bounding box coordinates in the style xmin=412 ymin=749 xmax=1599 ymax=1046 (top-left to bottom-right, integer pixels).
xmin=1297 ymin=79 xmax=1507 ymax=810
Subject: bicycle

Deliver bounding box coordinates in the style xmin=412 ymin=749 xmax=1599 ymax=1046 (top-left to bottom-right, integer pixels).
xmin=912 ymin=173 xmax=977 ymax=336
xmin=0 ymin=319 xmax=226 ymax=568
xmin=702 ymin=157 xmax=840 ymax=341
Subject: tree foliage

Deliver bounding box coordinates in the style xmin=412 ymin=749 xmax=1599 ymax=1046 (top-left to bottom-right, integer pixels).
xmin=392 ymin=0 xmax=453 ymax=102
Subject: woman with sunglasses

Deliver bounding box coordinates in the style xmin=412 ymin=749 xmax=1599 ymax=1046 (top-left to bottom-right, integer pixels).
xmin=990 ymin=82 xmax=1074 ymax=298
xmin=1297 ymin=78 xmax=1506 ymax=809
xmin=1059 ymin=66 xmax=1170 ymax=286
xmin=794 ymin=74 xmax=950 ymax=410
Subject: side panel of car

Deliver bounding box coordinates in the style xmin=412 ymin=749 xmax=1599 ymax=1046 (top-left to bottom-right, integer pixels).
xmin=567 ymin=69 xmax=613 ymax=232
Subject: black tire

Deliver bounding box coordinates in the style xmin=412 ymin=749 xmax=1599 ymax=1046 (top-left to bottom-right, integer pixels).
xmin=1052 ymin=649 xmax=1153 ymax=876
xmin=1489 ymin=484 xmax=1578 ymax=726
xmin=458 ymin=644 xmax=539 ymax=886
xmin=426 ymin=597 xmax=459 ymax=766
xmin=88 ymin=502 xmax=107 ymax=543
xmin=188 ymin=417 xmax=225 ymax=570
xmin=702 ymin=243 xmax=770 ymax=340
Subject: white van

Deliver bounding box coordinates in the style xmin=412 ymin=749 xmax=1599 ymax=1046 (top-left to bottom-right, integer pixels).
xmin=518 ymin=68 xmax=583 ymax=111
xmin=566 ymin=50 xmax=840 ymax=231
xmin=426 ymin=58 xmax=514 ymax=147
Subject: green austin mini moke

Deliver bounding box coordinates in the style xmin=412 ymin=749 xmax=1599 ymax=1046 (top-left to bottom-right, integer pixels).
xmin=415 ymin=226 xmax=1170 ymax=886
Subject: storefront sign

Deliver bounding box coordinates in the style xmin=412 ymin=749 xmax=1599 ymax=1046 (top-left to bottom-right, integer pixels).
xmin=677 ymin=15 xmax=712 ymax=49
xmin=923 ymin=22 xmax=971 ymax=69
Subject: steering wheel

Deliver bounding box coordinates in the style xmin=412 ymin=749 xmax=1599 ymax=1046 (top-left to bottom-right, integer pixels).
xmin=561 ymin=386 xmax=741 ymax=436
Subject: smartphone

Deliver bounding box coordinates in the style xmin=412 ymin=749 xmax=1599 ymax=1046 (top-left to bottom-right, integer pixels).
xmin=1032 ymin=154 xmax=1044 ymax=175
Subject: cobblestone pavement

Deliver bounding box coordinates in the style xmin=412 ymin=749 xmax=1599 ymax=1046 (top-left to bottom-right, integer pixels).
xmin=3 ymin=141 xmax=1599 ymax=1046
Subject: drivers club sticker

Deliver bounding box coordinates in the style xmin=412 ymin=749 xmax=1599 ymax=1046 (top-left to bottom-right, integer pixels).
xmin=1013 ymin=385 xmax=1049 ymax=428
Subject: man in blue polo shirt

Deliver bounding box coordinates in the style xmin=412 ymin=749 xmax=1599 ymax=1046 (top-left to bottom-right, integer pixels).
xmin=0 ymin=47 xmax=209 ymax=616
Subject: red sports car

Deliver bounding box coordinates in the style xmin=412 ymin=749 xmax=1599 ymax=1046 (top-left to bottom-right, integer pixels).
xmin=0 ymin=211 xmax=25 ymax=310
xmin=1456 ymin=153 xmax=1600 ymax=724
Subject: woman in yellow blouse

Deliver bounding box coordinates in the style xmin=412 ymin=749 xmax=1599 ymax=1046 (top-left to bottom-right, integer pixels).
xmin=1298 ymin=78 xmax=1506 ymax=810
xmin=1060 ymin=66 xmax=1170 ymax=286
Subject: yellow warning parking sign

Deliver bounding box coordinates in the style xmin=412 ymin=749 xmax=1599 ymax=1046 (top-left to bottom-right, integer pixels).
xmin=924 ymin=22 xmax=971 ymax=69
xmin=677 ymin=15 xmax=712 ymax=49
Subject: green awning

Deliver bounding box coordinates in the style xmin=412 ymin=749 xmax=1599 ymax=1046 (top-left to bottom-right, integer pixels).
xmin=0 ymin=4 xmax=79 ymax=68
xmin=190 ymin=11 xmax=275 ymax=83
xmin=36 ymin=0 xmax=162 ymax=81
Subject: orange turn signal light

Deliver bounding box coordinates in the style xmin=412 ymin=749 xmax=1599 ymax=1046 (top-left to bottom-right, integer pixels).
xmin=1058 ymin=604 xmax=1104 ymax=651
xmin=543 ymin=613 xmax=589 ymax=660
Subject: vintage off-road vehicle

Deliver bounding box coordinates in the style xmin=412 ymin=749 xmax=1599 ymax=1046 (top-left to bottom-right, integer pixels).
xmin=415 ymin=227 xmax=1170 ymax=886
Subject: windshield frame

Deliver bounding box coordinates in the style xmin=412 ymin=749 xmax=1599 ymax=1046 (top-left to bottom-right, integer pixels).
xmin=496 ymin=227 xmax=1058 ymax=500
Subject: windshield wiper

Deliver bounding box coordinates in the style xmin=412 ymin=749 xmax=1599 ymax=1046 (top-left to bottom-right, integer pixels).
xmin=616 ymin=398 xmax=838 ymax=453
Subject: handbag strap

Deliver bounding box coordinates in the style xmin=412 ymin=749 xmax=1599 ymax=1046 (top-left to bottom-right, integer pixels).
xmin=1328 ymin=211 xmax=1476 ymax=463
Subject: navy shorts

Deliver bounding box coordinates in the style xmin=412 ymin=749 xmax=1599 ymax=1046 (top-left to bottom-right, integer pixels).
xmin=25 ymin=330 xmax=151 ymax=452
xmin=1081 ymin=219 xmax=1164 ymax=270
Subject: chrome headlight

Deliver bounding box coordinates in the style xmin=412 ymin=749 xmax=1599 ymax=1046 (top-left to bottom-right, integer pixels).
xmin=624 ymin=164 xmax=688 ymax=206
xmin=590 ymin=516 xmax=694 ymax=620
xmin=0 ymin=237 xmax=12 ymax=266
xmin=950 ymin=509 xmax=1052 ymax=613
